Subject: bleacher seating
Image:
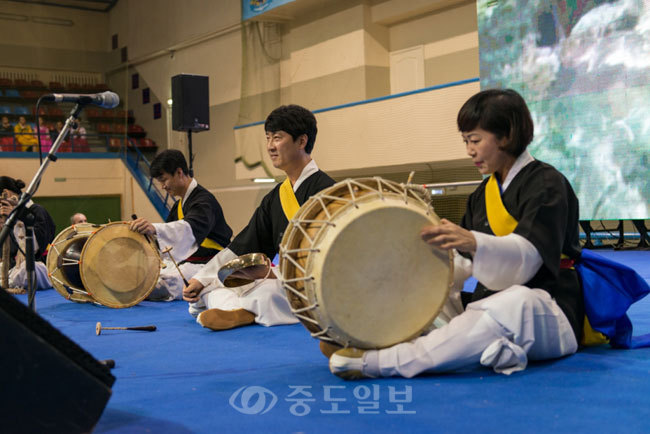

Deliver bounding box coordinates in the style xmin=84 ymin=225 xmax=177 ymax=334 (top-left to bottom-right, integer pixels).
xmin=1 ymin=77 xmax=155 ymax=155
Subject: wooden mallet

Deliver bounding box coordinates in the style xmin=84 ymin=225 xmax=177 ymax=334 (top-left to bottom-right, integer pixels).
xmin=95 ymin=321 xmax=157 ymax=335
xmin=161 ymin=246 xmax=190 ymax=286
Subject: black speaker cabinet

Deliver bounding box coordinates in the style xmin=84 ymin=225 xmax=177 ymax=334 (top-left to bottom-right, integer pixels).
xmin=171 ymin=74 xmax=210 ymax=132
xmin=0 ymin=289 xmax=115 ymax=433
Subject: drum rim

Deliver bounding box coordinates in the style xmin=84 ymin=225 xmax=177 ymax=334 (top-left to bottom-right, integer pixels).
xmin=79 ymin=221 xmax=160 ymax=308
xmin=280 ymin=177 xmax=453 ymax=349
xmin=46 ymin=223 xmax=98 ymax=304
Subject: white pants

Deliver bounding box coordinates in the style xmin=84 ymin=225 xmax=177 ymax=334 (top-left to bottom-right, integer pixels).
xmin=9 ymin=261 xmax=51 ymax=290
xmin=365 ymin=285 xmax=578 ymax=377
xmin=147 ymin=262 xmax=203 ymax=301
xmin=188 ymin=275 xmax=298 ymax=327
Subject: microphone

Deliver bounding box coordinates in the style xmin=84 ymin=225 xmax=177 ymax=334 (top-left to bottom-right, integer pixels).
xmin=42 ymin=91 xmax=120 ymax=109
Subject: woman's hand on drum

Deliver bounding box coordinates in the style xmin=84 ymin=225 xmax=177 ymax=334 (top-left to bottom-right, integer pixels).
xmin=183 ymin=278 xmax=204 ymax=303
xmin=129 ymin=218 xmax=156 ymax=236
xmin=420 ymin=218 xmax=477 ymax=254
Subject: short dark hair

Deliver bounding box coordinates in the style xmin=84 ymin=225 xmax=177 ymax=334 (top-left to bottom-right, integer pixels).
xmin=0 ymin=176 xmax=25 ymax=194
xmin=150 ymin=149 xmax=189 ymax=178
xmin=264 ymin=104 xmax=317 ymax=154
xmin=457 ymin=89 xmax=534 ymax=157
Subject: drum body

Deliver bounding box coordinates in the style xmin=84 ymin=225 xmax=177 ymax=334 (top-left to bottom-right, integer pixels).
xmin=47 ymin=222 xmax=160 ymax=308
xmin=280 ymin=177 xmax=452 ymax=349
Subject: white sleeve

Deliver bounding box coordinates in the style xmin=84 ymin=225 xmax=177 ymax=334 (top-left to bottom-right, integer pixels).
xmin=153 ymin=220 xmax=197 ymax=262
xmin=191 ymin=247 xmax=238 ymax=287
xmin=471 ymin=231 xmax=543 ymax=291
xmin=436 ymin=250 xmax=472 ymax=324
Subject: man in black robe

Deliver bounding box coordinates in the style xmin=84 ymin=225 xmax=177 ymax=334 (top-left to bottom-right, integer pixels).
xmin=183 ymin=104 xmax=335 ymax=330
xmin=1 ymin=176 xmax=56 ymax=289
xmin=130 ymin=149 xmax=233 ymax=301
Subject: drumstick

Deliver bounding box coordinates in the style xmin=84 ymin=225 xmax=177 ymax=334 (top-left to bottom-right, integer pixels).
xmin=131 ymin=213 xmax=166 ymax=269
xmin=161 ymin=246 xmax=189 ymax=286
xmin=96 ymin=321 xmax=157 ymax=335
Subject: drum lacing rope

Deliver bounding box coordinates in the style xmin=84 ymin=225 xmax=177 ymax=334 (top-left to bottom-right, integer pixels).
xmin=283 ymin=282 xmax=309 ymax=301
xmin=291 ymin=303 xmax=317 ymax=314
xmin=345 ymin=180 xmax=362 ymax=208
xmin=281 ymin=252 xmax=309 ymax=275
xmin=48 ymin=273 xmax=87 ymax=296
xmin=292 ymin=221 xmax=334 ymax=245
xmin=311 ymin=329 xmax=334 ymax=340
xmin=294 ymin=312 xmax=320 ymax=326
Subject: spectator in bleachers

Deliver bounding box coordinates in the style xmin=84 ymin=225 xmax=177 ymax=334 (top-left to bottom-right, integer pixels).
xmin=50 ymin=120 xmax=66 ymax=143
xmin=13 ymin=116 xmax=37 ymax=151
xmin=37 ymin=117 xmax=52 ymax=152
xmin=71 ymin=118 xmax=87 ymax=140
xmin=1 ymin=116 xmax=12 ymax=134
xmin=0 ymin=116 xmax=14 ymax=151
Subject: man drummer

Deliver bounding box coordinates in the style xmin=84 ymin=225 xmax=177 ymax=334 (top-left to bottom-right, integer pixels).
xmin=130 ymin=149 xmax=233 ymax=301
xmin=1 ymin=176 xmax=55 ymax=290
xmin=182 ymin=104 xmax=336 ymax=331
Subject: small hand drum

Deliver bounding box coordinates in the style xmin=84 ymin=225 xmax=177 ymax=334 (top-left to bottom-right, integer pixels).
xmin=217 ymin=252 xmax=272 ymax=288
xmin=47 ymin=221 xmax=161 ymax=308
xmin=279 ymin=177 xmax=452 ymax=349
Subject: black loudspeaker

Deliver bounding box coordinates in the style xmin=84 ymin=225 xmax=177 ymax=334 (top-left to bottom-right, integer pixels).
xmin=0 ymin=289 xmax=115 ymax=433
xmin=171 ymin=74 xmax=210 ymax=132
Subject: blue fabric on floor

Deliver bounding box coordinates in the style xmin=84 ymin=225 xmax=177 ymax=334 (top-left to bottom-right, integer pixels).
xmin=11 ymin=250 xmax=650 ymax=433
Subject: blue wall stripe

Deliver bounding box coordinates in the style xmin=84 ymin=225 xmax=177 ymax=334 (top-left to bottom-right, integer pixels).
xmin=233 ymin=77 xmax=480 ymax=130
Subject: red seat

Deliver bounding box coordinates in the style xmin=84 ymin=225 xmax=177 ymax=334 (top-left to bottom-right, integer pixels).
xmin=31 ymin=106 xmax=47 ymax=116
xmin=139 ymin=138 xmax=156 ymax=148
xmin=48 ymin=107 xmax=64 ymax=117
xmin=96 ymin=123 xmax=113 ymax=134
xmin=71 ymin=138 xmax=90 ymax=152
xmin=58 ymin=140 xmax=72 ymax=152
xmin=86 ymin=108 xmax=102 ymax=119
xmin=114 ymin=124 xmax=126 ymax=134
xmin=0 ymin=136 xmax=16 ymax=151
xmin=127 ymin=124 xmax=146 ymax=138
xmin=109 ymin=137 xmax=123 ymax=149
xmin=30 ymin=80 xmax=46 ymax=90
xmin=14 ymin=79 xmax=30 ymax=89
xmin=48 ymin=81 xmax=65 ymax=91
xmin=0 ymin=78 xmax=12 ymax=87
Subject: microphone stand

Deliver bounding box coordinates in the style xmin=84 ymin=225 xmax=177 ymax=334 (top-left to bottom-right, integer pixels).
xmin=0 ymin=102 xmax=85 ymax=310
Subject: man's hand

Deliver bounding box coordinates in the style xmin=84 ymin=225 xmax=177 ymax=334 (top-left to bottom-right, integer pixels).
xmin=129 ymin=217 xmax=156 ymax=236
xmin=183 ymin=278 xmax=205 ymax=303
xmin=0 ymin=198 xmax=16 ymax=220
xmin=420 ymin=218 xmax=477 ymax=254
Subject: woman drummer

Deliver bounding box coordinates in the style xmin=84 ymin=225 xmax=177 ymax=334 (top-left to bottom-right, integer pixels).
xmin=329 ymin=89 xmax=584 ymax=378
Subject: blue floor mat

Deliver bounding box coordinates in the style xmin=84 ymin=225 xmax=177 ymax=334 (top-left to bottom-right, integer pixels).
xmin=9 ymin=249 xmax=650 ymax=433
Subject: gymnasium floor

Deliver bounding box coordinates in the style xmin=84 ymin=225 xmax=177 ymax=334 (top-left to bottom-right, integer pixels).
xmin=13 ymin=249 xmax=650 ymax=433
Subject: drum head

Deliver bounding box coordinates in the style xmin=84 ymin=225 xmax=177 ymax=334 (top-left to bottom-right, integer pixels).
xmin=80 ymin=222 xmax=160 ymax=308
xmin=281 ymin=177 xmax=452 ymax=349
xmin=315 ymin=200 xmax=449 ymax=348
xmin=46 ymin=223 xmax=97 ymax=303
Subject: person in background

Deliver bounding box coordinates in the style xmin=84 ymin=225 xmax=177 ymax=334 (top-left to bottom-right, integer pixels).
xmin=70 ymin=212 xmax=88 ymax=225
xmin=0 ymin=176 xmax=56 ymax=290
xmin=0 ymin=116 xmax=14 ymax=151
xmin=37 ymin=117 xmax=52 ymax=153
xmin=13 ymin=116 xmax=37 ymax=152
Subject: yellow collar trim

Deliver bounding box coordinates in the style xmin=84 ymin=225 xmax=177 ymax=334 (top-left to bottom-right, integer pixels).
xmin=485 ymin=174 xmax=518 ymax=236
xmin=177 ymin=198 xmax=223 ymax=251
xmin=279 ymin=178 xmax=300 ymax=221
